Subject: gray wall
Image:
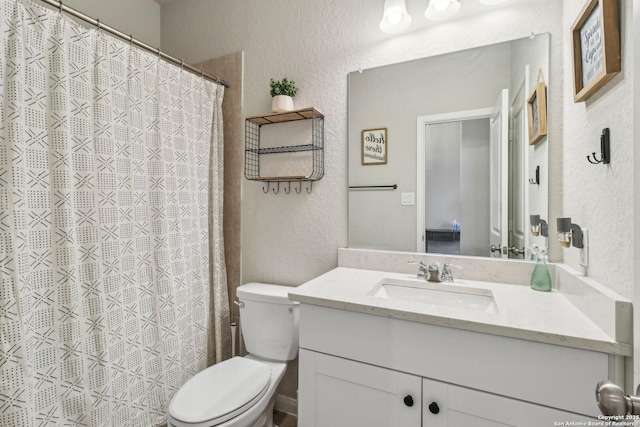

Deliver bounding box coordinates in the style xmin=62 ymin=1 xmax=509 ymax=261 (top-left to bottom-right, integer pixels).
xmin=63 ymin=0 xmax=160 ymax=47
xmin=460 ymin=119 xmax=491 ymax=256
xmin=425 ymin=122 xmax=461 ymax=231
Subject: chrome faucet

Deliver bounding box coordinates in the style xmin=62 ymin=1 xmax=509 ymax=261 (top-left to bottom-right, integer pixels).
xmin=441 ymin=263 xmax=463 ymax=282
xmin=426 ymin=264 xmax=442 ymax=282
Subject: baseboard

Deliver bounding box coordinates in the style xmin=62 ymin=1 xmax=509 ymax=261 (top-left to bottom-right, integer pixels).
xmin=275 ymin=394 xmax=297 ymax=417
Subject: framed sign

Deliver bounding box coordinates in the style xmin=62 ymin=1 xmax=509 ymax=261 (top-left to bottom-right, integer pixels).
xmin=361 ymin=128 xmax=388 ymax=165
xmin=527 ymin=80 xmax=547 ymax=145
xmin=571 ymin=0 xmax=620 ymax=103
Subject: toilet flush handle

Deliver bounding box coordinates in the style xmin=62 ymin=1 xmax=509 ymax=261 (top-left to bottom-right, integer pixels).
xmin=234 ymin=299 xmax=245 ymax=309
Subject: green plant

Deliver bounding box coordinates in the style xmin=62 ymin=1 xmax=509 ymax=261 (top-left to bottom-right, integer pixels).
xmin=270 ymin=77 xmax=299 ymax=98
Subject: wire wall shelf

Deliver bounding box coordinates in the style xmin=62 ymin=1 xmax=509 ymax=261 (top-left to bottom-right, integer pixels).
xmin=245 ymin=108 xmax=324 ymax=194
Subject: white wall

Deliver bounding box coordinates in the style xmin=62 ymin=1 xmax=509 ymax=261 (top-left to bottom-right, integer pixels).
xmin=63 ymin=0 xmax=160 ymax=47
xmin=161 ymin=0 xmax=564 ymax=286
xmin=561 ymin=0 xmax=633 ymax=299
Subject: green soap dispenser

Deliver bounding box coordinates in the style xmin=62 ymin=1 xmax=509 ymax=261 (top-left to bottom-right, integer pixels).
xmin=530 ymin=248 xmax=552 ymax=292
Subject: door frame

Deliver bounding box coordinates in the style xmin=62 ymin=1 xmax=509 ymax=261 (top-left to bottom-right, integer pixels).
xmin=416 ymin=108 xmax=493 ymax=252
xmin=508 ymin=66 xmax=530 ymax=259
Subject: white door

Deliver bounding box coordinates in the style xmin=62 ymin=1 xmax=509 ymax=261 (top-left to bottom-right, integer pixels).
xmin=422 ymin=378 xmax=595 ymax=427
xmin=508 ymin=81 xmax=528 ymax=259
xmin=489 ymin=89 xmax=509 ymax=258
xmin=299 ymin=349 xmax=422 ymax=427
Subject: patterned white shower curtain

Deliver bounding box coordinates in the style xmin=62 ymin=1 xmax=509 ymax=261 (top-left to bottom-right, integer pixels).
xmin=0 ymin=0 xmax=230 ymax=425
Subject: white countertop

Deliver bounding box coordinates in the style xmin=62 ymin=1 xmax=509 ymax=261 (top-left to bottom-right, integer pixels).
xmin=288 ymin=267 xmax=632 ymax=356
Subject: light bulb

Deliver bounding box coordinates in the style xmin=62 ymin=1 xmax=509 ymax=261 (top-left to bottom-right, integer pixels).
xmin=433 ymin=0 xmax=450 ymax=11
xmin=387 ymin=12 xmax=402 ymax=25
xmin=425 ymin=0 xmax=460 ymax=20
xmin=379 ymin=0 xmax=411 ymax=33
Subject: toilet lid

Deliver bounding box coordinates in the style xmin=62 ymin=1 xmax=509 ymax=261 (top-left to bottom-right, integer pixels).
xmin=169 ymin=357 xmax=271 ymax=425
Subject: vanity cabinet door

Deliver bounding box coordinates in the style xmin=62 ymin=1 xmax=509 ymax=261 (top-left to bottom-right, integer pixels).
xmin=299 ymin=349 xmax=422 ymax=427
xmin=422 ymin=378 xmax=594 ymax=427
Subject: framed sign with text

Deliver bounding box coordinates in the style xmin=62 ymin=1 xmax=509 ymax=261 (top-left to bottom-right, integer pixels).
xmin=571 ymin=0 xmax=620 ymax=103
xmin=361 ymin=128 xmax=388 ymax=165
xmin=527 ymin=79 xmax=547 ymax=145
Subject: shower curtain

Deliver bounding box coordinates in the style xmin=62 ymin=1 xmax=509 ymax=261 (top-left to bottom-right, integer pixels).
xmin=0 ymin=0 xmax=230 ymax=425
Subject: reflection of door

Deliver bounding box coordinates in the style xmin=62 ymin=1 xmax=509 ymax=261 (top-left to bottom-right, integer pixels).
xmin=489 ymin=89 xmax=509 ymax=258
xmin=509 ymin=79 xmax=528 ymax=259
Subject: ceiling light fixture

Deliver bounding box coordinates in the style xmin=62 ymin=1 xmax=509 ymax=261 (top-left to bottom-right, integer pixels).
xmin=379 ymin=0 xmax=412 ymax=33
xmin=424 ymin=0 xmax=461 ymax=21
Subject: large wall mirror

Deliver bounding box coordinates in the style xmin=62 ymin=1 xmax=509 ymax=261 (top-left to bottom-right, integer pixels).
xmin=348 ymin=34 xmax=550 ymax=260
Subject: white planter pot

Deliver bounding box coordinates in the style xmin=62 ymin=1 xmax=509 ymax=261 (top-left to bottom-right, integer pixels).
xmin=272 ymin=95 xmax=294 ymax=113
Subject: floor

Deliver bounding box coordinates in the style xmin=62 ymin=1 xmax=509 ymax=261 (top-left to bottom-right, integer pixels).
xmin=274 ymin=410 xmax=297 ymax=427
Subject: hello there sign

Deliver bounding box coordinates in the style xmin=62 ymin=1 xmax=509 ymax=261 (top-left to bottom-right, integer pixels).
xmin=361 ymin=128 xmax=388 ymax=165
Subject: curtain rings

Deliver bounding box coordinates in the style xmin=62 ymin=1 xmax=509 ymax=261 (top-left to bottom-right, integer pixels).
xmin=180 ymin=60 xmax=184 ymax=71
xmin=58 ymin=0 xmax=63 ymax=13
xmin=96 ymin=18 xmax=101 ymax=33
xmin=129 ymin=34 xmax=134 ymax=46
xmin=157 ymin=48 xmax=161 ymax=59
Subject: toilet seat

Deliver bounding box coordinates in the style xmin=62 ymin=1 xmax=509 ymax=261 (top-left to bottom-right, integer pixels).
xmin=169 ymin=357 xmax=271 ymax=426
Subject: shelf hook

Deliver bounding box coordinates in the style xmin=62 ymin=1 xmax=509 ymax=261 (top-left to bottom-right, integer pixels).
xmin=587 ymin=128 xmax=610 ymax=165
xmin=272 ymin=182 xmax=280 ymax=194
xmin=306 ymin=181 xmax=313 ymax=194
xmin=284 ymin=182 xmax=291 ymax=194
xmin=262 ymin=182 xmax=270 ymax=193
xmin=295 ymin=181 xmax=302 ymax=194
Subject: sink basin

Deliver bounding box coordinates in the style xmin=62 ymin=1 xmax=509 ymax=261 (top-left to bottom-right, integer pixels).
xmin=368 ymin=278 xmax=498 ymax=314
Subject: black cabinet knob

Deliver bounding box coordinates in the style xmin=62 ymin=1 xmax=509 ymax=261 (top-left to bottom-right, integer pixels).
xmin=403 ymin=395 xmax=414 ymax=407
xmin=428 ymin=402 xmax=440 ymax=414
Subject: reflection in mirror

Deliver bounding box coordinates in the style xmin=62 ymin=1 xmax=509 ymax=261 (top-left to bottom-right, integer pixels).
xmin=348 ymin=34 xmax=550 ymax=261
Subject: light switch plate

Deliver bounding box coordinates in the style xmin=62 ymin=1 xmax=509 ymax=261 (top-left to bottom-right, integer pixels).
xmin=401 ymin=192 xmax=415 ymax=206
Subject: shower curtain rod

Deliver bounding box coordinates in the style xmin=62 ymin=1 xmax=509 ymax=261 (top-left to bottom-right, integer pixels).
xmin=37 ymin=0 xmax=230 ymax=88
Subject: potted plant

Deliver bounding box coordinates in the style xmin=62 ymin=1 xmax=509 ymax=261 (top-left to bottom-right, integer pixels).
xmin=270 ymin=77 xmax=298 ymax=113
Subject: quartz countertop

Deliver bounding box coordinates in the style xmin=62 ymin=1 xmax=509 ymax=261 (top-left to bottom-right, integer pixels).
xmin=288 ymin=267 xmax=632 ymax=356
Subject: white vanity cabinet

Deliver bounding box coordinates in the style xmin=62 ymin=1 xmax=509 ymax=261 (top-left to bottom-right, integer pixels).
xmin=299 ymin=349 xmax=421 ymax=426
xmin=297 ymin=304 xmax=616 ymax=426
xmin=300 ymin=350 xmax=593 ymax=427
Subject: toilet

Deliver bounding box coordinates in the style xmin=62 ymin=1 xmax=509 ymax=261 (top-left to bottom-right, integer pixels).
xmin=167 ymin=283 xmax=299 ymax=427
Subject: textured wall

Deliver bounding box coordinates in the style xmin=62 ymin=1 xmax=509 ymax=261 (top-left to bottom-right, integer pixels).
xmin=561 ymin=0 xmax=633 ymax=299
xmin=63 ymin=0 xmax=160 ymax=47
xmin=161 ymin=0 xmax=564 ymax=287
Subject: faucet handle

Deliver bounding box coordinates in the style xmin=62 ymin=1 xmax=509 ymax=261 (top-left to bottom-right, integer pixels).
xmin=441 ymin=263 xmax=463 ymax=282
xmin=408 ymin=261 xmax=428 ymax=279
xmin=443 ymin=263 xmax=463 ymax=270
xmin=408 ymin=261 xmax=427 ymax=267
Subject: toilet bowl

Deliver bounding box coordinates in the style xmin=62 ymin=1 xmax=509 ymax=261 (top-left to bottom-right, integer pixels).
xmin=167 ymin=283 xmax=299 ymax=427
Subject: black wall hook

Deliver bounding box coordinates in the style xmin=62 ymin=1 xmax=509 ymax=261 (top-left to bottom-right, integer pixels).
xmin=587 ymin=128 xmax=610 ymax=165
xmin=529 ymin=165 xmax=540 ymax=185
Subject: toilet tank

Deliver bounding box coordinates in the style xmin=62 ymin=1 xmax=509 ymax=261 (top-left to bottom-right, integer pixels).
xmin=236 ymin=283 xmax=299 ymax=362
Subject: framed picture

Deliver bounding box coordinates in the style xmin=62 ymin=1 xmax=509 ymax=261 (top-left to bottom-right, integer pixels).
xmin=361 ymin=128 xmax=388 ymax=165
xmin=527 ymin=81 xmax=547 ymax=145
xmin=571 ymin=0 xmax=620 ymax=103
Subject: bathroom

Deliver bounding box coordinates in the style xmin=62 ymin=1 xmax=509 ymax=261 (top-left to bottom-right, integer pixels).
xmin=2 ymin=0 xmax=639 ymax=425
